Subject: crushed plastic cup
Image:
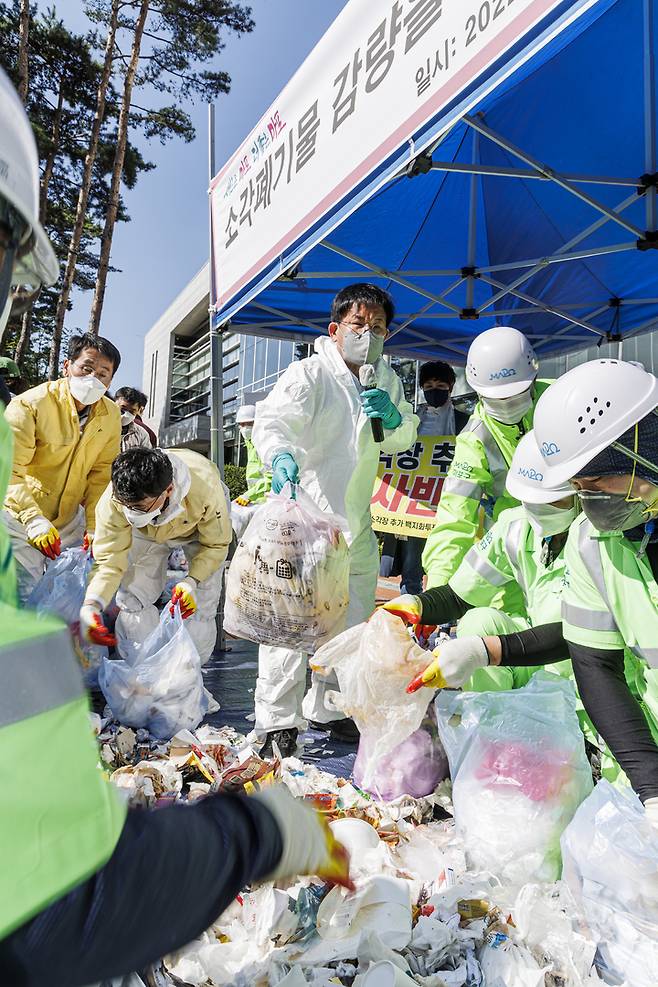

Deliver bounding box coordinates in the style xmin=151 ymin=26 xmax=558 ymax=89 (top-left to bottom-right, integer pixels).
xmin=329 ymin=817 xmax=380 ymax=856
xmin=362 ymin=961 xmax=419 ymax=986
xmin=316 ymin=876 xmax=412 ymax=949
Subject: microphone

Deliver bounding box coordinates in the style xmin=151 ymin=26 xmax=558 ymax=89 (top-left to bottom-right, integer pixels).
xmin=359 ymin=363 xmax=384 ymax=443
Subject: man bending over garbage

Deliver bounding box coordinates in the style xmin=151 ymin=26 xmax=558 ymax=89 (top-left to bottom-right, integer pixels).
xmin=252 ymin=282 xmax=418 ymax=757
xmin=3 ymin=331 xmax=122 ymax=597
xmin=80 ymin=446 xmax=232 ymax=662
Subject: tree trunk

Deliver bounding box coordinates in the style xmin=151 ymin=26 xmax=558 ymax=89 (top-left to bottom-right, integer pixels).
xmin=48 ymin=0 xmax=120 ymax=380
xmin=16 ymin=0 xmax=29 ymax=103
xmin=40 ymin=76 xmax=65 ymax=222
xmin=88 ymin=0 xmax=150 ymax=336
xmin=14 ymin=309 xmax=32 ymax=369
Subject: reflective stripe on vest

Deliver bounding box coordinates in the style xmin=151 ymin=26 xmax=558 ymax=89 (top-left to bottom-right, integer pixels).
xmin=466 ymin=418 xmax=508 ymax=498
xmin=504 ymin=517 xmax=527 ymax=598
xmin=0 ymin=626 xmax=85 ymax=727
xmin=569 ymin=519 xmax=658 ymax=665
xmin=442 ymin=476 xmax=483 ymax=501
xmin=562 ymin=601 xmax=619 ymax=632
xmin=463 ymin=544 xmax=509 ymax=586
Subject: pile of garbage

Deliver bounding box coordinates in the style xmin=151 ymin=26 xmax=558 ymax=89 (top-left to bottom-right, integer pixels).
xmin=94 ymin=711 xmax=606 ymax=987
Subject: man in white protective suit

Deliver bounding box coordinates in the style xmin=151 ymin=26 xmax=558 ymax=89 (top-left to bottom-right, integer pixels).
xmin=252 ymin=283 xmax=418 ymax=757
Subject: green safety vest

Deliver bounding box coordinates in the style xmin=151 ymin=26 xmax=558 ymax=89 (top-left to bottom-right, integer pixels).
xmin=562 ymin=514 xmax=658 ymax=744
xmin=0 ymin=605 xmax=126 ymax=939
xmin=449 ymin=504 xmax=566 ymax=629
xmin=0 ymin=411 xmax=18 ymax=606
xmin=422 ymin=380 xmax=552 ymax=591
xmin=243 ymin=437 xmax=272 ymax=504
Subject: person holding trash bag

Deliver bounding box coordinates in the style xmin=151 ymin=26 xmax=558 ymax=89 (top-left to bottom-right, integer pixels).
xmin=3 ymin=330 xmax=122 ymax=596
xmin=422 ymin=326 xmax=551 ymax=592
xmin=384 ymin=430 xmax=578 ymax=691
xmin=80 ymin=446 xmax=232 ymax=661
xmin=251 ymin=283 xmax=418 ymax=757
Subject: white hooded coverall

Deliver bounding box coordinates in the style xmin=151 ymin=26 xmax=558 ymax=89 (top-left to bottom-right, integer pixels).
xmin=251 ymin=336 xmax=418 ymax=731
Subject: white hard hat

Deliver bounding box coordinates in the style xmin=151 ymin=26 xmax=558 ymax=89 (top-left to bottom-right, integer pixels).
xmin=533 ymin=359 xmax=658 ymax=486
xmin=506 ymin=431 xmax=574 ymax=504
xmin=466 ymin=326 xmax=538 ymax=398
xmin=236 ymin=404 xmax=256 ymax=425
xmin=0 ymin=67 xmax=58 ymax=288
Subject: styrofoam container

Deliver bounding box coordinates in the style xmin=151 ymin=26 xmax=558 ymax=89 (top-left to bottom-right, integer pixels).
xmin=329 ymin=817 xmax=380 ymax=856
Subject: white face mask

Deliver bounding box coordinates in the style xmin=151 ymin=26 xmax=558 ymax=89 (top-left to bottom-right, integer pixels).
xmin=120 ymin=410 xmax=136 ymax=426
xmin=68 ymin=373 xmax=107 ymax=406
xmin=340 ymin=329 xmax=385 ymax=367
xmin=240 ymin=425 xmax=253 ymax=441
xmin=482 ymin=387 xmax=533 ymax=425
xmin=123 ymin=504 xmax=162 ymax=528
xmin=524 ymin=500 xmax=579 ymax=538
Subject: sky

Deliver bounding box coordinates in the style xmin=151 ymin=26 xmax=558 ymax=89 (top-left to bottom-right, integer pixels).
xmin=54 ymin=0 xmax=349 ymax=390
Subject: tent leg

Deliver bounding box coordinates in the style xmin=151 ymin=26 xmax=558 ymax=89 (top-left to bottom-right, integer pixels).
xmin=644 ymin=0 xmax=657 ymax=231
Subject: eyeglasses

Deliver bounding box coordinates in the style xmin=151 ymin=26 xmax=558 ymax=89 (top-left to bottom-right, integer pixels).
xmin=338 ymin=320 xmax=389 ymax=339
xmin=116 ymin=492 xmax=163 ymax=513
xmin=71 ymin=359 xmax=113 ymax=384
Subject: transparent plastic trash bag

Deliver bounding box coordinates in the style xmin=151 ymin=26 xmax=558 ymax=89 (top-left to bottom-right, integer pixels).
xmin=312 ymin=608 xmax=432 ymax=787
xmin=435 ymin=673 xmax=593 ymax=885
xmin=99 ymin=604 xmax=208 ymax=740
xmin=224 ymin=485 xmax=350 ymax=652
xmin=27 ymin=546 xmax=107 ymax=688
xmin=561 ymin=780 xmax=658 ymax=987
xmin=230 ymin=499 xmax=259 ymax=540
xmin=353 ymin=707 xmax=449 ymax=801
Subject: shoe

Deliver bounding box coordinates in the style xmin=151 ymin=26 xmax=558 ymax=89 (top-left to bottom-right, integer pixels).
xmin=309 ymin=718 xmax=360 ymax=744
xmin=260 ymin=728 xmax=298 ymax=760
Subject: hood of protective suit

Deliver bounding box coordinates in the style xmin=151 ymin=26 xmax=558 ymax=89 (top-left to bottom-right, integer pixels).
xmin=153 ymin=452 xmax=192 ymax=526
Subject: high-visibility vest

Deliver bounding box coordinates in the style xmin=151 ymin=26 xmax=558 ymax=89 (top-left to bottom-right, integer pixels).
xmin=0 ymin=605 xmax=126 ymax=939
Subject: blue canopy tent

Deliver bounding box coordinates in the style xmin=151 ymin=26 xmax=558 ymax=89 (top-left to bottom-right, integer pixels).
xmin=212 ymin=0 xmax=658 ymax=365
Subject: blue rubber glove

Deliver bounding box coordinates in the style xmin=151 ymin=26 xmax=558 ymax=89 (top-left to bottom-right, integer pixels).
xmin=360 ymin=388 xmax=402 ymax=430
xmin=272 ymin=452 xmax=300 ymax=494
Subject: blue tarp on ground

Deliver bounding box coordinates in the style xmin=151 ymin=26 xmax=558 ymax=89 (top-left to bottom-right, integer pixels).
xmin=219 ymin=0 xmax=658 ymax=363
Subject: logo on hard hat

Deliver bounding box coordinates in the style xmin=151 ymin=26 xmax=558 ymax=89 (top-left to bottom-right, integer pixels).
xmin=541 ymin=441 xmax=560 ymax=457
xmin=489 ymin=368 xmax=517 ymax=380
xmin=518 ymin=466 xmax=543 ymax=482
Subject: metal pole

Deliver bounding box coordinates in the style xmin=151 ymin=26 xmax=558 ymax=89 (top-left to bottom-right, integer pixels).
xmin=644 ymin=0 xmax=656 ymax=232
xmin=208 ymin=103 xmax=224 ymax=474
xmin=208 ymin=102 xmax=228 ymax=653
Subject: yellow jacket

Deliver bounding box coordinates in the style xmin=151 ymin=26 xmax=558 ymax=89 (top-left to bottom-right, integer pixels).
xmin=87 ymin=448 xmax=232 ymax=605
xmin=4 ymin=378 xmax=121 ymax=532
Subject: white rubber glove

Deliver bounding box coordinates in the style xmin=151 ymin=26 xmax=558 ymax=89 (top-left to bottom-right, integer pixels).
xmin=407 ymin=635 xmax=489 ymax=691
xmin=644 ymin=797 xmax=658 ymax=835
xmin=254 ymin=785 xmax=353 ymax=888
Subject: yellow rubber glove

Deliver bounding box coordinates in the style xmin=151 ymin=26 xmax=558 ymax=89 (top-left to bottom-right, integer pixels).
xmin=26 ymin=516 xmax=61 ymax=560
xmin=234 ymin=496 xmax=251 ymax=507
xmin=170 ymin=578 xmax=197 ymax=619
xmin=254 ymin=785 xmax=354 ymax=890
xmin=407 ymin=636 xmax=489 ymax=692
xmin=380 ymin=594 xmax=437 ymax=645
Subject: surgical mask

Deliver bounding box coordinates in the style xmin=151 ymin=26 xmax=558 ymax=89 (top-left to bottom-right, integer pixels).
xmin=482 ymin=387 xmax=533 ymax=425
xmin=577 ymin=490 xmax=652 ymax=533
xmin=423 ymin=388 xmax=450 ymax=408
xmin=123 ymin=504 xmax=162 ymax=528
xmin=341 ymin=329 xmax=384 ymax=367
xmin=68 ymin=373 xmax=107 ymax=406
xmin=525 ymin=500 xmax=578 ymax=538
xmin=240 ymin=425 xmax=253 ymax=441
xmin=121 ymin=410 xmax=135 ymax=426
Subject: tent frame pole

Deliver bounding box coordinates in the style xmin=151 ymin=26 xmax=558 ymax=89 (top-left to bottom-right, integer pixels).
xmin=430 ymin=160 xmax=638 ymax=186
xmin=463 ymin=114 xmax=645 ymax=239
xmin=644 ymin=0 xmax=657 ymax=232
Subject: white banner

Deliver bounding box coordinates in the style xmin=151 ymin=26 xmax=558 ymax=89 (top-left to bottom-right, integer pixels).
xmin=211 ymin=0 xmax=571 ymax=316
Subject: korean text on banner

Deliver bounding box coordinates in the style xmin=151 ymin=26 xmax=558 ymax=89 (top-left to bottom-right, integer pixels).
xmin=210 ymin=0 xmax=569 ymax=318
xmin=370 ymin=434 xmax=455 ymax=538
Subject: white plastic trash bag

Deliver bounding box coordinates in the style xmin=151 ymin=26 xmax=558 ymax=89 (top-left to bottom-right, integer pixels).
xmin=224 ymin=486 xmax=350 ymax=652
xmin=435 ymin=673 xmax=593 ymax=886
xmin=99 ymin=604 xmax=208 ymax=740
xmin=561 ymin=780 xmax=658 ymax=987
xmin=27 ymin=547 xmax=107 ymax=688
xmin=230 ymin=499 xmax=259 ymax=540
xmin=312 ymin=608 xmax=433 ymax=786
